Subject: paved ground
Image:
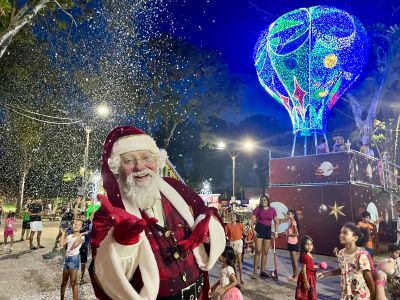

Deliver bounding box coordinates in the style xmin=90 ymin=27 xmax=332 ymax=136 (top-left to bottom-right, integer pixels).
xmin=0 ymin=220 xmax=343 ymax=299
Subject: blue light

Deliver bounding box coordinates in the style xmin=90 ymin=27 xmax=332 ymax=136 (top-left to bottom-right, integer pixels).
xmin=254 ymin=6 xmax=369 ymax=136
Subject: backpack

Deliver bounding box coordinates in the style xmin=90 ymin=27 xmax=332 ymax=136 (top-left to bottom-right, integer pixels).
xmin=356 ymin=248 xmax=375 ymax=273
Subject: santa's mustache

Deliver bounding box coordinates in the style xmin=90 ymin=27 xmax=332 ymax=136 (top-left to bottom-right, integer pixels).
xmin=126 ymin=169 xmax=155 ymax=186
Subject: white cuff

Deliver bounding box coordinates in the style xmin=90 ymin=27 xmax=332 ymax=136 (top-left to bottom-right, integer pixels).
xmin=113 ymin=234 xmax=143 ymax=258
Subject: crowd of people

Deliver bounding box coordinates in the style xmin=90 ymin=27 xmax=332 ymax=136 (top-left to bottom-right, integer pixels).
xmin=219 ymin=195 xmax=400 ymax=300
xmin=3 ymin=194 xmax=400 ymax=299
xmin=316 ymin=135 xmax=375 ymax=157
xmin=0 ymin=125 xmax=399 ymax=300
xmin=0 ymin=199 xmax=398 ymax=300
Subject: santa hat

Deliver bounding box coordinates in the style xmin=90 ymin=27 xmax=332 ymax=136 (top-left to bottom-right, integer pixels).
xmin=101 ymin=125 xmax=166 ymax=209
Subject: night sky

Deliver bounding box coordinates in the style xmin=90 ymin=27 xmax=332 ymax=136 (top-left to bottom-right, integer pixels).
xmin=162 ymin=0 xmax=400 ymax=126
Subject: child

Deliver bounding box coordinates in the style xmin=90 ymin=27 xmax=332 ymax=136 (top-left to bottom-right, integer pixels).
xmin=357 ymin=211 xmax=379 ymax=256
xmin=387 ymin=244 xmax=400 ymax=299
xmin=317 ymin=222 xmax=376 ymax=299
xmin=60 ymin=219 xmax=85 ymax=300
xmin=4 ymin=212 xmax=17 ymax=252
xmin=77 ymin=200 xmax=95 ymax=285
xmin=243 ymin=224 xmax=255 ymax=256
xmin=20 ymin=205 xmax=31 ymax=241
xmin=225 ymin=214 xmax=245 ymax=284
xmin=284 ymin=209 xmax=299 ymax=281
xmin=210 ymin=246 xmax=243 ymax=300
xmin=295 ymin=235 xmax=317 ymax=300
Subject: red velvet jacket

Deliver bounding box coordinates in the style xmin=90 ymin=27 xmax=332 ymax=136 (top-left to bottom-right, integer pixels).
xmin=89 ymin=177 xmax=222 ymax=299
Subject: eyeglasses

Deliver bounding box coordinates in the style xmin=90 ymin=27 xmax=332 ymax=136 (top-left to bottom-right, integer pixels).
xmin=121 ymin=153 xmax=156 ymax=168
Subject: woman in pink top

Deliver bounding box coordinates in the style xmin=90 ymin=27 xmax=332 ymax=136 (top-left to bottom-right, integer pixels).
xmin=250 ymin=195 xmax=278 ymax=279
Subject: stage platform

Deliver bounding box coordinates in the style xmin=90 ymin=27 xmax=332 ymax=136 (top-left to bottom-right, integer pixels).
xmin=268 ymin=151 xmax=399 ymax=255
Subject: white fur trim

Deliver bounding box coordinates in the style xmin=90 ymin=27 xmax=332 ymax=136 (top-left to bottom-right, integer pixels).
xmin=95 ymin=230 xmax=159 ymax=300
xmin=111 ymin=135 xmax=158 ymax=157
xmin=192 ymin=215 xmax=226 ymax=271
xmin=157 ymin=179 xmax=195 ymax=227
xmin=158 ymin=180 xmax=225 ymax=271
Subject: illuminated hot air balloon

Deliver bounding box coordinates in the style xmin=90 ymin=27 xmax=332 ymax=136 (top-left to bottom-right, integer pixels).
xmin=254 ymin=6 xmax=369 ymax=137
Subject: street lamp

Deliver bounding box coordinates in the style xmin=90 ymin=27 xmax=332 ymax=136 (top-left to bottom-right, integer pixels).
xmin=80 ymin=103 xmax=111 ymax=208
xmin=96 ymin=102 xmax=111 ymax=118
xmin=217 ymin=138 xmax=255 ymax=210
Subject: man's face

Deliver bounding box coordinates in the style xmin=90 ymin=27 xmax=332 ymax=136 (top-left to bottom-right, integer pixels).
xmin=120 ymin=150 xmax=157 ymax=186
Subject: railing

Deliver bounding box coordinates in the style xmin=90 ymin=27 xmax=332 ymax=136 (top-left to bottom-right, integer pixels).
xmin=382 ymin=158 xmax=400 ymax=192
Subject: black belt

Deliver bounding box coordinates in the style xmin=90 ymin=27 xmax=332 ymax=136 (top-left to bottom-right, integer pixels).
xmin=159 ymin=273 xmax=204 ymax=300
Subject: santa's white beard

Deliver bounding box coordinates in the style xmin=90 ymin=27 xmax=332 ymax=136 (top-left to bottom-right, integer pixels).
xmin=119 ymin=169 xmax=161 ymax=210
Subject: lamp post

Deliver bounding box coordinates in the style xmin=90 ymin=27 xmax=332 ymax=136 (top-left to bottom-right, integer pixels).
xmin=217 ymin=139 xmax=255 ymax=211
xmin=80 ymin=103 xmax=111 ymax=209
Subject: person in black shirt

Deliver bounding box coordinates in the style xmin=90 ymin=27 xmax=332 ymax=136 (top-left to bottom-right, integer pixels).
xmin=76 ymin=198 xmax=95 ymax=285
xmin=29 ymin=199 xmax=44 ymax=250
xmin=54 ymin=206 xmax=74 ymax=249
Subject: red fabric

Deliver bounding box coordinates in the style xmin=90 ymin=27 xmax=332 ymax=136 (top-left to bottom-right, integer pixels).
xmin=178 ymin=211 xmax=212 ymax=250
xmin=97 ymin=193 xmax=157 ymax=245
xmin=89 ymin=177 xmax=217 ymax=300
xmin=141 ymin=196 xmax=200 ymax=297
xmin=295 ymin=254 xmax=317 ymax=300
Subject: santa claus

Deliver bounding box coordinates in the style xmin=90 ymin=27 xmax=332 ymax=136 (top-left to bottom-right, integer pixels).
xmin=89 ymin=125 xmax=226 ymax=300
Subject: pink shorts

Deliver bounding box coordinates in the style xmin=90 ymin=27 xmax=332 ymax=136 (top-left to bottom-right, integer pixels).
xmin=4 ymin=229 xmax=14 ymax=238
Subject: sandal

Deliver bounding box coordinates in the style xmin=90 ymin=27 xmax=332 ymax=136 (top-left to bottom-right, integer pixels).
xmin=260 ymin=271 xmax=272 ymax=278
xmin=38 ymin=245 xmax=45 ymax=249
xmin=30 ymin=247 xmax=37 ymax=250
xmin=251 ymin=273 xmax=257 ymax=279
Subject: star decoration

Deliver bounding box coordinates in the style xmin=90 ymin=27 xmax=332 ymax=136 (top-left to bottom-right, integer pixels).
xmin=293 ymin=77 xmax=306 ymax=108
xmin=286 ymin=165 xmax=296 ymax=172
xmin=329 ymin=202 xmax=346 ymax=220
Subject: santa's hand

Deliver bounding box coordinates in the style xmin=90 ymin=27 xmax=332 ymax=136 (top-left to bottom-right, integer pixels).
xmin=178 ymin=211 xmax=212 ymax=250
xmin=97 ymin=194 xmax=157 ymax=245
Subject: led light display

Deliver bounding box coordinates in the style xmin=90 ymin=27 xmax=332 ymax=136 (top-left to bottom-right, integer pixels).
xmin=254 ymin=6 xmax=369 ymax=136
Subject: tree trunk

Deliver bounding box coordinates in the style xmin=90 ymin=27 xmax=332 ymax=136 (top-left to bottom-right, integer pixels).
xmin=16 ymin=168 xmax=28 ymax=214
xmin=0 ymin=0 xmax=51 ymax=60
xmin=163 ymin=121 xmax=178 ymax=149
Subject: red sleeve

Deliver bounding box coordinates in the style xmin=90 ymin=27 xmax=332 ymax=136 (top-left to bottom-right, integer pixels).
xmin=272 ymin=208 xmax=277 ymax=218
xmin=90 ymin=209 xmax=114 ymax=257
xmin=300 ymin=254 xmax=310 ymax=265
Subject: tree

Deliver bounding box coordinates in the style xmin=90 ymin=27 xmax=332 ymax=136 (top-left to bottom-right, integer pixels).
xmin=0 ymin=27 xmax=86 ymax=211
xmin=0 ymin=0 xmax=90 ymax=60
xmin=144 ymin=35 xmax=244 ymax=149
xmin=1 ymin=113 xmax=45 ymax=213
xmin=345 ymin=23 xmax=400 ymax=158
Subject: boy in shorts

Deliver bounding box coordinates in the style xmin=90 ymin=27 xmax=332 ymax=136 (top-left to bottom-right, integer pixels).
xmin=225 ymin=214 xmax=244 ymax=284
